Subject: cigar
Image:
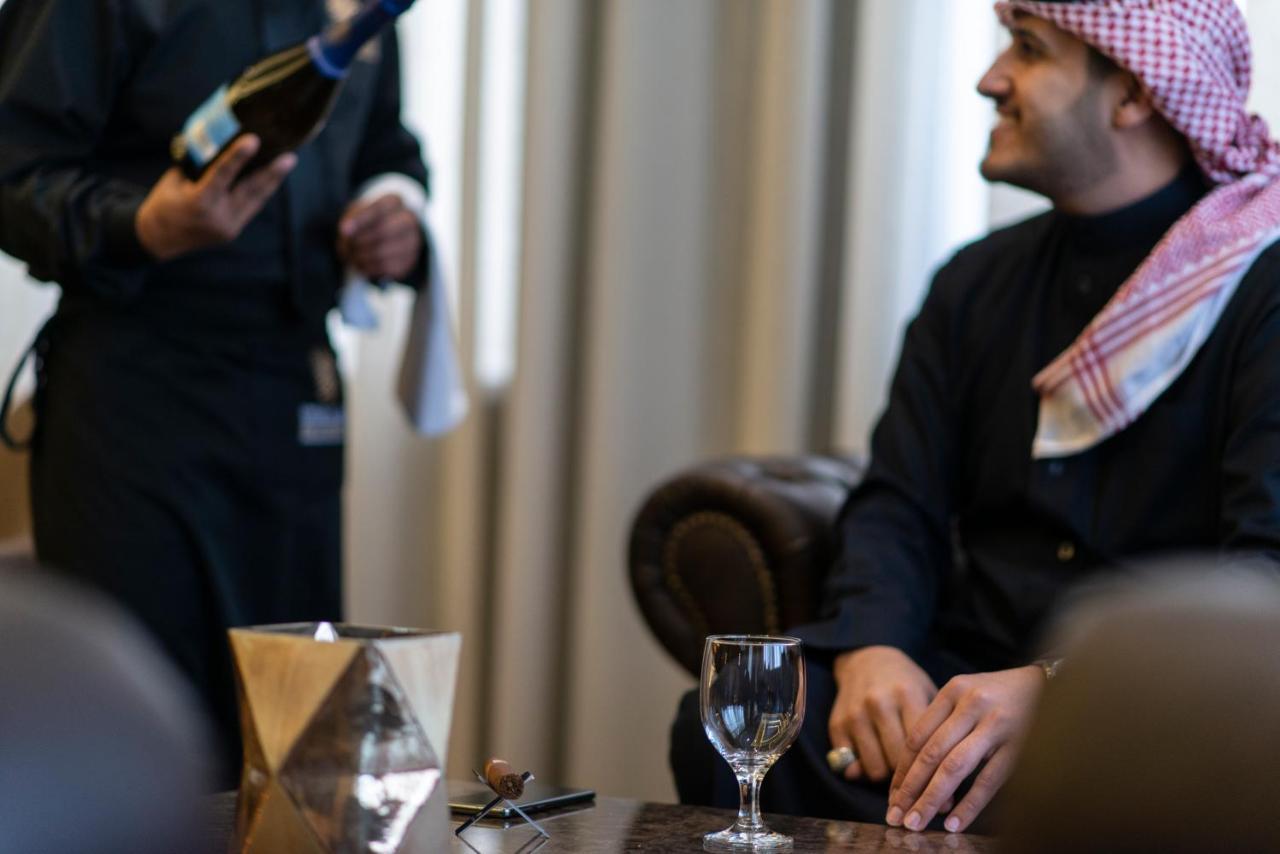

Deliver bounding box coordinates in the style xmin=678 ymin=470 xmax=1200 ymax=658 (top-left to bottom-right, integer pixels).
xmin=482 ymin=758 xmax=524 ymax=799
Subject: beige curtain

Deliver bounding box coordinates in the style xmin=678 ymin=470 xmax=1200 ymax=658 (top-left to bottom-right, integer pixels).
xmin=346 ymin=0 xmax=845 ymax=800
xmin=834 ymin=0 xmax=1003 ymax=451
xmin=559 ymin=0 xmax=835 ymax=797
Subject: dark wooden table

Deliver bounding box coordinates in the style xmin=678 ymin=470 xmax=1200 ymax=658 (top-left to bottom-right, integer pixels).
xmin=209 ymin=785 xmax=998 ymax=853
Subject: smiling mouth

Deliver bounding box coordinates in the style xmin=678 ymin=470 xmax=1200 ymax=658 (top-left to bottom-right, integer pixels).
xmin=991 ymin=111 xmax=1019 ymax=136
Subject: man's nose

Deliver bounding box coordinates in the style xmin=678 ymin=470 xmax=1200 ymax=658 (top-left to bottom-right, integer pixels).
xmin=977 ymin=59 xmax=1011 ymax=101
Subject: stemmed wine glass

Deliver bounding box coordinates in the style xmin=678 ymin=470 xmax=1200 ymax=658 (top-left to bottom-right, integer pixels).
xmin=700 ymin=634 xmax=806 ymax=852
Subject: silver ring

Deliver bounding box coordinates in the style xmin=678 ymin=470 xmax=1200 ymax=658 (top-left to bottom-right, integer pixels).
xmin=826 ymin=745 xmax=856 ymax=773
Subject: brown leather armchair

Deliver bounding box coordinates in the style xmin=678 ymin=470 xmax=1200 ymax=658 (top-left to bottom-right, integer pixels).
xmin=628 ymin=454 xmax=865 ymax=677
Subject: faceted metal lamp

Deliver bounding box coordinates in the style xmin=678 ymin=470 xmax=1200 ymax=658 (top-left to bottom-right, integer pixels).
xmin=229 ymin=622 xmax=461 ymax=854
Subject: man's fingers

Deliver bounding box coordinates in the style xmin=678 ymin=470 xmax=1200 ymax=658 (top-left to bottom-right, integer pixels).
xmin=886 ymin=707 xmax=975 ymax=826
xmin=888 ymin=688 xmax=932 ymax=792
xmin=201 ymin=134 xmax=260 ymax=194
xmin=826 ymin=711 xmax=864 ymax=780
xmin=898 ymin=728 xmax=989 ymax=832
xmin=350 ymin=231 xmax=419 ymax=275
xmin=868 ymin=696 xmax=911 ymax=771
xmin=339 ymin=193 xmax=405 ymax=237
xmin=943 ymin=744 xmax=1017 ymax=833
xmin=892 ymin=711 xmax=974 ymax=806
xmin=235 ymin=151 xmax=296 ymax=200
xmin=889 ymin=688 xmax=957 ymax=804
xmin=901 ymin=687 xmax=932 ymax=736
xmin=849 ymin=714 xmax=890 ymax=781
xmin=347 ymin=213 xmax=421 ymax=278
xmin=827 ymin=708 xmax=854 ymax=756
xmin=904 ymin=687 xmax=956 ymax=755
xmin=346 ymin=210 xmax=419 ymax=255
xmin=884 ymin=667 xmax=1038 ymax=833
xmin=888 ymin=749 xmax=912 ymax=798
xmin=229 ymin=152 xmax=296 ymax=219
xmin=841 ymin=759 xmax=866 ymax=781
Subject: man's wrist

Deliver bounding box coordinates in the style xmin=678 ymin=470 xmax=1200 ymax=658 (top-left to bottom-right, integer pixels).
xmin=134 ymin=196 xmax=178 ymax=262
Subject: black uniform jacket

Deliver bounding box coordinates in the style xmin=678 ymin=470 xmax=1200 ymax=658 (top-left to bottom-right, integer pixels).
xmin=0 ymin=0 xmax=429 ymax=334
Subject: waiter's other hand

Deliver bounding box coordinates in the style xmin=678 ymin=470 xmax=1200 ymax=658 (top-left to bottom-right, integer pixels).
xmin=135 ymin=134 xmax=295 ymax=261
xmin=337 ymin=193 xmax=422 ymax=282
xmin=829 ymin=646 xmax=937 ymax=783
xmin=885 ymin=665 xmax=1043 ymax=834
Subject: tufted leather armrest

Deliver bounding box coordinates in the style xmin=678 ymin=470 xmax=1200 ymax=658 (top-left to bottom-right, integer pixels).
xmin=628 ymin=454 xmax=865 ymax=677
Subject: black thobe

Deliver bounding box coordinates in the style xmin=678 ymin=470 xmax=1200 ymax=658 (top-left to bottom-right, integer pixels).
xmin=0 ymin=0 xmax=429 ymax=782
xmin=673 ymin=167 xmax=1280 ymax=824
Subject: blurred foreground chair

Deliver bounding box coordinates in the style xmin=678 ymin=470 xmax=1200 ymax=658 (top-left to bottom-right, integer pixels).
xmin=0 ymin=552 xmax=213 ymax=854
xmin=628 ymin=454 xmax=864 ymax=676
xmin=1001 ymin=566 xmax=1280 ymax=853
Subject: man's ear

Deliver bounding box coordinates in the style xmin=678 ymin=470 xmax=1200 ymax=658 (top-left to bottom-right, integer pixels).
xmin=1113 ymin=72 xmax=1157 ymax=129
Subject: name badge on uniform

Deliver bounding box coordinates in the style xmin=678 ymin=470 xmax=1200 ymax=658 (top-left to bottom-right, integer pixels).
xmin=298 ymin=404 xmax=346 ymax=447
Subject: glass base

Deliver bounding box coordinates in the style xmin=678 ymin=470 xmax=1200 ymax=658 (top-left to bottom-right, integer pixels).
xmin=703 ymin=828 xmax=793 ymax=852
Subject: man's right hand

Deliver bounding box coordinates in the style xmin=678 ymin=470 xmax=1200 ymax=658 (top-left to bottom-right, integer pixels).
xmin=135 ymin=134 xmax=296 ymax=262
xmin=829 ymin=645 xmax=938 ymax=782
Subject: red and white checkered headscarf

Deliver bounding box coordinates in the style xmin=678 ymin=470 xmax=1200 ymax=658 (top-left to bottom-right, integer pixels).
xmin=992 ymin=0 xmax=1280 ymax=457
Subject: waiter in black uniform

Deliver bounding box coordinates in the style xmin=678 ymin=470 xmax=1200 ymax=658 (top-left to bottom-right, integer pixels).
xmin=0 ymin=0 xmax=431 ymax=781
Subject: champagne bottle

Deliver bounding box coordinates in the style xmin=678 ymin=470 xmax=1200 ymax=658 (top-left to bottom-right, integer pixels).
xmin=171 ymin=0 xmax=416 ymax=181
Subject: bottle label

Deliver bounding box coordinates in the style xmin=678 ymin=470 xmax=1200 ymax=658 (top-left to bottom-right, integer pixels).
xmin=180 ymin=84 xmax=241 ymax=168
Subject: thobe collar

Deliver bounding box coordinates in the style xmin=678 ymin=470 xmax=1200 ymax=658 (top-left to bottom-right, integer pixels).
xmin=1055 ymin=164 xmax=1209 ymax=254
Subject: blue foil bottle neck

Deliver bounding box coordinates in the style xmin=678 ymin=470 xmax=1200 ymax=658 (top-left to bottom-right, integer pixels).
xmin=310 ymin=0 xmax=414 ymax=79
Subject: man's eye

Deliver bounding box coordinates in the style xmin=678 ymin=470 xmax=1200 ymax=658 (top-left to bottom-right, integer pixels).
xmin=1015 ymin=39 xmax=1040 ymax=58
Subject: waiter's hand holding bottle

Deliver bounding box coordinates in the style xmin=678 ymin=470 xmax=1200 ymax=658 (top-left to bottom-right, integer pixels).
xmin=139 ymin=0 xmax=418 ymax=265
xmin=135 ymin=134 xmax=295 ymax=261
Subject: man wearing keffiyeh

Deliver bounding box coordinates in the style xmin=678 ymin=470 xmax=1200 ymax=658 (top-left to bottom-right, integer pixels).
xmin=666 ymin=0 xmax=1280 ymax=836
xmin=883 ymin=0 xmax=1280 ymax=832
xmin=875 ymin=0 xmax=1280 ymax=834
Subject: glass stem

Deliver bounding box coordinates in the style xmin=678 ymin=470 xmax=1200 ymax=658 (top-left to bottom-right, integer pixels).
xmin=733 ymin=771 xmax=764 ymax=834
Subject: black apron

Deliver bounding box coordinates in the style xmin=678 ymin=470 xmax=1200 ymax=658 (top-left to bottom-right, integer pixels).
xmin=18 ymin=308 xmax=344 ymax=782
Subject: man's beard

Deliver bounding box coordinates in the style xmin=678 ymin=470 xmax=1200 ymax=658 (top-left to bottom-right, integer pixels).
xmin=982 ymin=85 xmax=1118 ymax=200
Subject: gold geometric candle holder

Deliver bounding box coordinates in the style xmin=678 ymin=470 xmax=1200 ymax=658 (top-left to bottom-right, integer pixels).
xmin=228 ymin=622 xmax=461 ymax=853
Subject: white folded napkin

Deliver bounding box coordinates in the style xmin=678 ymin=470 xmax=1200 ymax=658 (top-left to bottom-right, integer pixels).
xmin=338 ymin=173 xmax=468 ymax=436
